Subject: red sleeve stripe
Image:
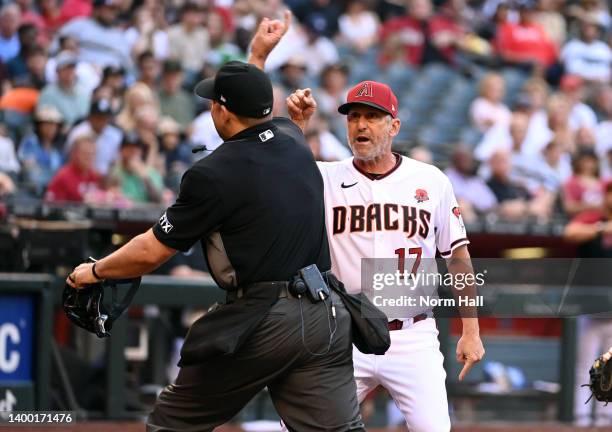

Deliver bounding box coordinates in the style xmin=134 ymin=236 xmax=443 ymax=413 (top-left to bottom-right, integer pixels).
xmin=439 ymin=238 xmax=470 ymax=257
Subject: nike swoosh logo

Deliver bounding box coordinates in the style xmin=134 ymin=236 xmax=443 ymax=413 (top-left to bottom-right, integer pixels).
xmin=341 ymin=182 xmax=358 ymax=189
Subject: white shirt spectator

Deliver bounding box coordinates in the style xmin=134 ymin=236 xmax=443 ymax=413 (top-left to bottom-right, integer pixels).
xmin=66 ymin=121 xmax=123 ymax=175
xmin=45 ymin=57 xmax=100 ymax=95
xmin=562 ymin=38 xmax=611 ymax=82
xmin=125 ymin=27 xmax=169 ymax=60
xmin=301 ymin=37 xmax=340 ymax=76
xmin=445 ymin=167 xmax=497 ymax=212
xmin=595 ymin=120 xmax=612 ymax=157
xmin=318 ymin=130 xmax=351 ymax=161
xmin=569 ymin=102 xmax=598 ymax=131
xmin=338 ymin=11 xmax=379 ymax=45
xmin=511 ymin=152 xmax=572 ymax=193
xmin=190 ymin=111 xmax=223 ymax=154
xmin=0 ymin=135 xmax=20 ymax=174
xmin=470 ymin=97 xmax=512 ymax=132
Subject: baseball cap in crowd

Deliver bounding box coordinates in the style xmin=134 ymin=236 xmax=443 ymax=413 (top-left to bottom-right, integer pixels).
xmin=89 ymin=98 xmax=114 ymax=116
xmin=34 ymin=105 xmax=63 ymax=123
xmin=194 ymin=61 xmax=273 ymax=119
xmin=338 ymin=81 xmax=399 ymax=118
xmin=103 ymin=65 xmax=125 ymax=78
xmin=55 ymin=52 xmax=78 ymax=70
xmin=162 ymin=60 xmax=183 ymax=75
xmin=121 ymin=133 xmax=145 ymax=149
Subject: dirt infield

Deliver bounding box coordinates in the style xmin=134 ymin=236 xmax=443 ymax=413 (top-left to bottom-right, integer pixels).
xmin=4 ymin=422 xmax=612 ymax=432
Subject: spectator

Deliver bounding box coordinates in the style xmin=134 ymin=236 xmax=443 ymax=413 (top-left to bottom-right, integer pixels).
xmin=299 ymin=16 xmax=340 ymax=76
xmin=158 ymin=116 xmax=191 ymax=192
xmin=125 ymin=6 xmax=169 ymax=61
xmin=0 ymin=4 xmax=22 ymax=63
xmin=495 ymin=0 xmax=557 ymax=69
xmin=380 ymin=0 xmax=466 ymax=67
xmin=316 ymin=63 xmax=350 ymax=137
xmin=116 ymin=82 xmax=159 ymax=133
xmin=277 ymin=55 xmax=309 ymax=94
xmin=475 ymin=110 xmax=531 ymax=162
xmin=6 ymin=24 xmax=38 ymax=82
xmin=16 ymin=46 xmax=47 ymax=89
xmin=566 ymin=0 xmax=611 ymax=31
xmin=67 ymin=99 xmax=123 ymax=175
xmin=132 ymin=104 xmax=161 ymax=169
xmin=45 ymin=35 xmax=100 ymax=94
xmin=470 ymin=72 xmax=512 ymax=132
xmin=487 ymin=149 xmax=552 ymax=221
xmin=57 ymin=0 xmax=132 ymax=71
xmin=167 ymin=3 xmax=209 ymax=82
xmin=561 ymin=17 xmax=611 ymax=84
xmin=204 ymin=9 xmax=245 ymax=68
xmin=18 ymin=105 xmax=64 ymax=195
xmin=0 ymin=129 xmax=20 ymax=179
xmin=445 ymin=145 xmax=498 ymax=221
xmin=338 ymin=0 xmax=380 ymax=54
xmin=295 ymin=0 xmax=341 ymax=39
xmin=534 ymin=0 xmax=566 ymax=49
xmin=39 ymin=0 xmax=65 ymax=38
xmin=304 ymin=111 xmax=351 ymax=161
xmin=37 ymin=51 xmax=91 ymax=126
xmin=595 ymin=86 xmax=612 ymax=169
xmin=16 ymin=0 xmax=45 ymax=33
xmin=45 ymin=134 xmax=100 ymax=202
xmin=98 ymin=65 xmax=125 ymax=112
xmin=110 ymin=134 xmax=164 ymax=204
xmin=136 ymin=50 xmax=160 ymax=89
xmin=563 ymin=148 xmax=604 ymax=216
xmin=157 ymin=60 xmax=195 ymax=129
xmin=559 ymin=74 xmax=598 ymax=133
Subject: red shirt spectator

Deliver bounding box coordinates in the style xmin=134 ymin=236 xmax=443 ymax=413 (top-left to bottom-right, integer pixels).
xmin=495 ymin=3 xmax=557 ymax=67
xmin=379 ymin=0 xmax=463 ymax=66
xmin=45 ymin=135 xmax=100 ymax=202
xmin=563 ymin=149 xmax=603 ymax=216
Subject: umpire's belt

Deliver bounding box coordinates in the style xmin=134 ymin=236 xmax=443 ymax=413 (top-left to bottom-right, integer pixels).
xmin=226 ymin=271 xmax=333 ymax=303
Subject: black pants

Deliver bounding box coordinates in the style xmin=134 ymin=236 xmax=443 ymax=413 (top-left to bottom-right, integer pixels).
xmin=147 ymin=291 xmax=365 ymax=431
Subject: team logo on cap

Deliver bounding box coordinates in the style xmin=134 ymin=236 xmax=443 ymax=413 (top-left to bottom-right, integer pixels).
xmin=415 ymin=189 xmax=429 ymax=203
xmin=356 ymin=82 xmax=373 ymax=98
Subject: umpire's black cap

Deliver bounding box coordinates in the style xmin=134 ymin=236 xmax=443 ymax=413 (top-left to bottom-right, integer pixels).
xmin=194 ymin=61 xmax=273 ymax=119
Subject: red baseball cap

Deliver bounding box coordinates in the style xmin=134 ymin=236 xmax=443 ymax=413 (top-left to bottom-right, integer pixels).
xmin=338 ymin=81 xmax=399 ymax=118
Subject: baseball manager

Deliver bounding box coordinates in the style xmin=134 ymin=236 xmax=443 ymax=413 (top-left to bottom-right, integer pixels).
xmin=66 ymin=12 xmax=365 ymax=432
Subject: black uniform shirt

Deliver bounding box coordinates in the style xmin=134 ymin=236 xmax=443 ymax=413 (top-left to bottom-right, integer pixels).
xmin=153 ymin=117 xmax=331 ymax=289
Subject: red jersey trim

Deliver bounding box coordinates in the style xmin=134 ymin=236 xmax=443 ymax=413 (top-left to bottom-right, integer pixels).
xmin=352 ymin=153 xmax=402 ymax=181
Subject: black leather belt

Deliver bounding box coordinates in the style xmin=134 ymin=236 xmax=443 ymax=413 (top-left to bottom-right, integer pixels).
xmin=226 ymin=271 xmax=333 ymax=303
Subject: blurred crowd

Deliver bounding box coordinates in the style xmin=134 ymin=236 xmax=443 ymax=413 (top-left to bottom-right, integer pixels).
xmin=0 ymin=0 xmax=608 ymax=224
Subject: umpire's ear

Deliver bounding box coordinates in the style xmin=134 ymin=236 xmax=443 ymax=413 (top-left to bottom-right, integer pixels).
xmin=389 ymin=117 xmax=401 ymax=138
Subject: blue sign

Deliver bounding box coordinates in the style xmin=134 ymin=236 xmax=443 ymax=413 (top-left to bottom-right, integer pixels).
xmin=0 ymin=296 xmax=33 ymax=382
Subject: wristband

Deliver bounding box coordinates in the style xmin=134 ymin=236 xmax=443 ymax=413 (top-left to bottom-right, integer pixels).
xmin=92 ymin=262 xmax=104 ymax=281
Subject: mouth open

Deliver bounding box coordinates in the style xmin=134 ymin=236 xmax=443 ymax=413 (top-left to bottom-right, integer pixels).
xmin=356 ymin=136 xmax=370 ymax=143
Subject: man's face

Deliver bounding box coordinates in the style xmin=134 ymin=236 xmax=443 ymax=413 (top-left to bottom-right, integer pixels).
xmin=73 ymin=140 xmax=96 ymax=171
xmin=346 ymin=105 xmax=399 ymax=162
xmin=139 ymin=58 xmax=159 ymax=82
xmin=95 ymin=5 xmax=119 ymax=27
xmin=409 ymin=0 xmax=432 ymax=20
xmin=89 ymin=113 xmax=110 ymax=133
xmin=162 ymin=71 xmax=183 ymax=93
xmin=57 ymin=64 xmax=76 ymax=87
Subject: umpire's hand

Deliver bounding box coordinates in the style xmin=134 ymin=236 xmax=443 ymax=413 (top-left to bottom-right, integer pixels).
xmin=249 ymin=9 xmax=292 ymax=67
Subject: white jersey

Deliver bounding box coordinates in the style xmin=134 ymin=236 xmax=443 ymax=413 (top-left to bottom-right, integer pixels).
xmin=318 ymin=155 xmax=469 ymax=295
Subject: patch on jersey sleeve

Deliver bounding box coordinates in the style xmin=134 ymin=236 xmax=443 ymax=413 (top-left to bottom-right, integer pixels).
xmin=414 ymin=188 xmax=429 ymax=203
xmin=452 ymin=207 xmax=461 ymax=218
xmin=159 ymin=212 xmax=174 ymax=234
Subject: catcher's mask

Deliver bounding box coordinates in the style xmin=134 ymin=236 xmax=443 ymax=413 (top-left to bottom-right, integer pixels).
xmin=63 ymin=271 xmax=141 ymax=338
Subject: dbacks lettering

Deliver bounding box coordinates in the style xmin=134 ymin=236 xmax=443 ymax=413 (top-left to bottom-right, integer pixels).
xmin=333 ymin=204 xmax=430 ymax=238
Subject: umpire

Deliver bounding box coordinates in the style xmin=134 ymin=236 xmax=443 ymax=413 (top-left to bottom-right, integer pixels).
xmin=65 ymin=13 xmax=364 ymax=432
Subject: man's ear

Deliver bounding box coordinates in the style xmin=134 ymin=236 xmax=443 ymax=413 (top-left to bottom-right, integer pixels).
xmin=389 ymin=118 xmax=401 ymax=138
